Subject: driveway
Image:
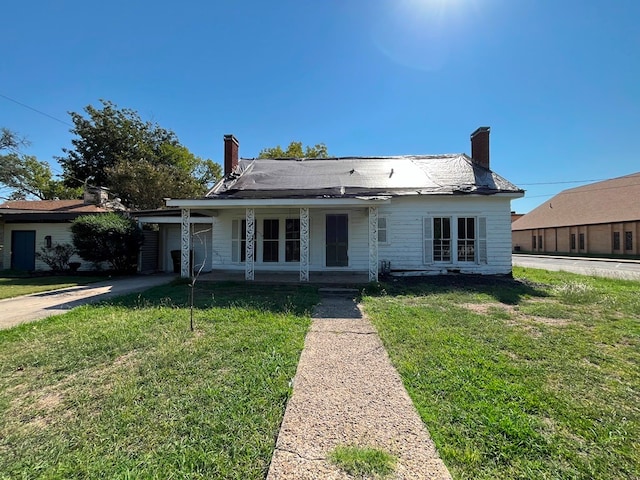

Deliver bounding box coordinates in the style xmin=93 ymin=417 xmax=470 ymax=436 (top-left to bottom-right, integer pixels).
xmin=513 ymin=254 xmax=640 ymax=280
xmin=0 ymin=274 xmax=175 ymax=330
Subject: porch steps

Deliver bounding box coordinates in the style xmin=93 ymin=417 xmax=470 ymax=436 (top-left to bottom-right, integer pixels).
xmin=317 ymin=287 xmax=360 ymax=297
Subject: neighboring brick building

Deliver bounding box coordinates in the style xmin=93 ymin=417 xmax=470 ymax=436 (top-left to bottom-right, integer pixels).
xmin=512 ymin=173 xmax=640 ymax=257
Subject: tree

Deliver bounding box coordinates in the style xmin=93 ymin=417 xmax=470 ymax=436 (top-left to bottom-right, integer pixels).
xmin=0 ymin=153 xmax=81 ymax=200
xmin=0 ymin=127 xmax=28 ymax=152
xmin=258 ymin=141 xmax=329 ymax=159
xmin=0 ymin=127 xmax=80 ymax=200
xmin=71 ymin=213 xmax=144 ymax=273
xmin=57 ymin=100 xmax=221 ymax=208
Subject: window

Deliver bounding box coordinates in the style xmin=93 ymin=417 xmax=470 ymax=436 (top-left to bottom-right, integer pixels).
xmin=539 ymin=235 xmax=543 ymax=250
xmin=231 ymin=219 xmax=255 ymax=262
xmin=570 ymin=234 xmax=576 ymax=250
xmin=263 ymin=219 xmax=279 ymax=262
xmin=532 ymin=235 xmax=537 ymax=249
xmin=625 ymin=231 xmax=633 ymax=251
xmin=433 ymin=217 xmax=451 ymax=262
xmin=378 ymin=216 xmax=388 ymax=244
xmin=457 ymin=217 xmax=475 ymax=262
xmin=285 ymin=218 xmax=300 ymax=262
xmin=424 ymin=216 xmax=486 ymax=265
xmin=579 ymin=233 xmax=585 ymax=250
xmin=613 ymin=232 xmax=620 ymax=250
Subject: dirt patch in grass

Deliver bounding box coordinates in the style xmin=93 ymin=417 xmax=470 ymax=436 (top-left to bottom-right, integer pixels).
xmin=462 ymin=301 xmax=571 ymax=328
xmin=7 ymin=351 xmax=143 ymax=431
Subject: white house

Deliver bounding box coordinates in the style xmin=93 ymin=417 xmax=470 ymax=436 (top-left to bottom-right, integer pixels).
xmin=161 ymin=128 xmax=523 ymax=282
xmin=0 ymin=188 xmax=124 ymax=271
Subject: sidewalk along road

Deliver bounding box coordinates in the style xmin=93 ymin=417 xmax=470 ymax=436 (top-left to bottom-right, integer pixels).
xmin=513 ymin=254 xmax=640 ymax=280
xmin=0 ymin=274 xmax=175 ymax=330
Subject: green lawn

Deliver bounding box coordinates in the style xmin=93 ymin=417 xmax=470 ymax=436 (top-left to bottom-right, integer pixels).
xmin=363 ymin=268 xmax=640 ymax=479
xmin=0 ymin=282 xmax=318 ymax=479
xmin=0 ymin=275 xmax=104 ymax=300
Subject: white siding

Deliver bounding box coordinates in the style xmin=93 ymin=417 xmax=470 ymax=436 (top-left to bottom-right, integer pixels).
xmin=162 ymin=195 xmax=515 ymax=276
xmin=3 ymin=223 xmax=89 ymax=271
xmin=377 ymin=196 xmax=514 ymax=275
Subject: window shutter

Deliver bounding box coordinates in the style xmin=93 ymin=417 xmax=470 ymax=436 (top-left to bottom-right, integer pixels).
xmin=478 ymin=217 xmax=487 ymax=264
xmin=231 ymin=219 xmax=239 ymax=262
xmin=423 ymin=217 xmax=433 ymax=264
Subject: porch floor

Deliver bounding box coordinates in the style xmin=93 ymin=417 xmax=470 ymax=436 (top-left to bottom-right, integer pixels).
xmin=195 ymin=270 xmax=371 ymax=285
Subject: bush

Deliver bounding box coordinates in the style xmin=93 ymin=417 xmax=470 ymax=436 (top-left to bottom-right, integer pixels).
xmin=35 ymin=243 xmax=76 ymax=272
xmin=71 ymin=213 xmax=144 ymax=273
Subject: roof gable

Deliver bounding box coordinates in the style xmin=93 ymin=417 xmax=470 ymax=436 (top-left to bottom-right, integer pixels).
xmin=512 ymin=172 xmax=640 ymax=230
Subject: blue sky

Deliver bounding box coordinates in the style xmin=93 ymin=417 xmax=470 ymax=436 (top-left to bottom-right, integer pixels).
xmin=2 ymin=0 xmax=639 ymax=212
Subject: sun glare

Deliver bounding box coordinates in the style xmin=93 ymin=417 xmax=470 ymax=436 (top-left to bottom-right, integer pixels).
xmin=370 ymin=0 xmax=475 ymax=71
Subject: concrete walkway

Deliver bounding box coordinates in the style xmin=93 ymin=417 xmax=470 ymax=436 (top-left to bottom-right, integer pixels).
xmin=0 ymin=274 xmax=175 ymax=330
xmin=267 ymin=295 xmax=452 ymax=479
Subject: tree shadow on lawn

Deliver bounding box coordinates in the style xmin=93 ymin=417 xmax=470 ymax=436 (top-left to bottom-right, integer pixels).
xmin=365 ymin=274 xmax=549 ymax=305
xmin=104 ymin=281 xmax=321 ymax=316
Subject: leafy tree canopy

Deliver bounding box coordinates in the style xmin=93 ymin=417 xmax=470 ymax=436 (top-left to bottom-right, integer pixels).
xmin=0 ymin=128 xmax=80 ymax=201
xmin=258 ymin=141 xmax=329 ymax=159
xmin=58 ymin=100 xmax=221 ymax=209
xmin=0 ymin=154 xmax=82 ymax=200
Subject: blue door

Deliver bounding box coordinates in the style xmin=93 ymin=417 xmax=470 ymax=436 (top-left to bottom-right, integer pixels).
xmin=11 ymin=230 xmax=36 ymax=271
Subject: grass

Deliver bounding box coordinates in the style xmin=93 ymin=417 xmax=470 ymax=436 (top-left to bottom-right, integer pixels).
xmin=329 ymin=445 xmax=397 ymax=479
xmin=363 ymin=267 xmax=640 ymax=479
xmin=0 ymin=275 xmax=104 ymax=299
xmin=0 ymin=282 xmax=318 ymax=479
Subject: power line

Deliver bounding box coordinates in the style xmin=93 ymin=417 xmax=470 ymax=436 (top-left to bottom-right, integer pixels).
xmin=0 ymin=93 xmax=73 ymax=127
xmin=516 ymin=178 xmax=608 ymax=186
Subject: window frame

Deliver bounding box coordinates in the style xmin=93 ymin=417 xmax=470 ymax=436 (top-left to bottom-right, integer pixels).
xmin=423 ymin=215 xmax=486 ymax=265
xmin=262 ymin=219 xmax=280 ymax=263
xmin=285 ymin=218 xmax=301 ymax=262
xmin=377 ymin=215 xmax=389 ymax=245
xmin=433 ymin=217 xmax=452 ymax=263
xmin=457 ymin=217 xmax=476 ymax=263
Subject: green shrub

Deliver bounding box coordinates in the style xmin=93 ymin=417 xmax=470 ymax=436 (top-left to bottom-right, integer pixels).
xmin=71 ymin=213 xmax=143 ymax=273
xmin=35 ymin=243 xmax=76 ymax=272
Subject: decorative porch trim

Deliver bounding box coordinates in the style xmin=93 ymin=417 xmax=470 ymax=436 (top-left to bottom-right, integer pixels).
xmin=300 ymin=207 xmax=309 ymax=282
xmin=368 ymin=206 xmax=379 ymax=282
xmin=181 ymin=208 xmax=191 ymax=278
xmin=245 ymin=208 xmax=255 ymax=280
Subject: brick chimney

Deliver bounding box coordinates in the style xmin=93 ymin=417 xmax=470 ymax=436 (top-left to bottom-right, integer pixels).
xmin=224 ymin=134 xmax=239 ymax=175
xmin=470 ymin=126 xmax=490 ymax=169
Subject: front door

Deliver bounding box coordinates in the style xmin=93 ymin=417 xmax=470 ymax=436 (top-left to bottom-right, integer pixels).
xmin=326 ymin=214 xmax=348 ymax=267
xmin=11 ymin=230 xmax=36 ymax=271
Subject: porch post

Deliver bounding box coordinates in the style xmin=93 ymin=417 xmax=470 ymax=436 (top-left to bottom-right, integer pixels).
xmin=245 ymin=208 xmax=255 ymax=280
xmin=180 ymin=208 xmax=191 ymax=278
xmin=300 ymin=207 xmax=309 ymax=282
xmin=368 ymin=206 xmax=378 ymax=282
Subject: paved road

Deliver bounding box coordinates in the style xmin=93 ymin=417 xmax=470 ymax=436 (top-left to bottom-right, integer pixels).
xmin=0 ymin=274 xmax=175 ymax=330
xmin=513 ymin=254 xmax=640 ymax=280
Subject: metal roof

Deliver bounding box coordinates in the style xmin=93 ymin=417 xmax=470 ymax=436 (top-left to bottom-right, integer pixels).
xmin=207 ymin=155 xmax=523 ymax=200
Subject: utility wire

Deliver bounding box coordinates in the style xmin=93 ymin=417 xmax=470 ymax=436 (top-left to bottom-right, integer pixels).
xmin=0 ymin=93 xmax=73 ymax=128
xmin=517 ymin=178 xmax=608 ymax=186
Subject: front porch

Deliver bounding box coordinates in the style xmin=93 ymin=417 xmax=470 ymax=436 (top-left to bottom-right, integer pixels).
xmin=196 ymin=270 xmax=370 ymax=285
xmin=166 ymin=197 xmax=392 ymax=283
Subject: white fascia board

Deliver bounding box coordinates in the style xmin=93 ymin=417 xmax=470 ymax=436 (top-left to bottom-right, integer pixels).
xmin=165 ymin=197 xmax=392 ymax=208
